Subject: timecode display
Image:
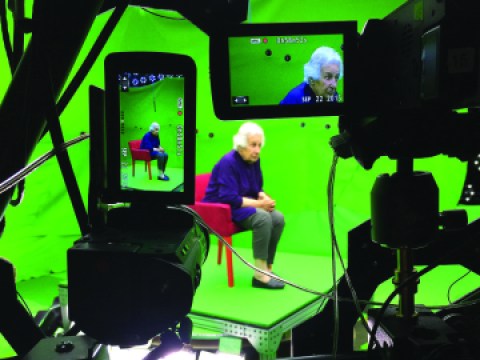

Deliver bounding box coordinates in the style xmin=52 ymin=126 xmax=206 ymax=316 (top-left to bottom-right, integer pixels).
xmin=276 ymin=36 xmax=308 ymax=44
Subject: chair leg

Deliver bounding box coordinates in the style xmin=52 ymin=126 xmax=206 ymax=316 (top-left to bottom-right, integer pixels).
xmin=224 ymin=236 xmax=234 ymax=287
xmin=217 ymin=239 xmax=223 ymax=264
xmin=217 ymin=237 xmax=234 ymax=287
xmin=147 ymin=161 xmax=152 ymax=180
xmin=132 ymin=160 xmax=135 ymax=176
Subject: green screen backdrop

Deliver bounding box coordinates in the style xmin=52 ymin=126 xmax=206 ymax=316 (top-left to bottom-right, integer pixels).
xmin=1 ymin=0 xmax=477 ymax=278
xmin=1 ymin=0 xmax=480 ymax=334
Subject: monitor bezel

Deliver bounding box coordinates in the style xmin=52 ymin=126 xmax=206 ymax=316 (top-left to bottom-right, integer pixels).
xmin=210 ymin=21 xmax=358 ymax=120
xmin=103 ymin=51 xmax=196 ymax=205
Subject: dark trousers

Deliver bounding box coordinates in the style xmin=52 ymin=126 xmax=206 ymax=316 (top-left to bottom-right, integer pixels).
xmin=152 ymin=152 xmax=168 ymax=172
xmin=238 ymin=209 xmax=285 ymax=265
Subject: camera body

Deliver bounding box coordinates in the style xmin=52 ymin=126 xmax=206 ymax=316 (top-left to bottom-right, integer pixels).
xmin=67 ymin=51 xmax=208 ymax=347
xmin=358 ymin=0 xmax=480 ymax=116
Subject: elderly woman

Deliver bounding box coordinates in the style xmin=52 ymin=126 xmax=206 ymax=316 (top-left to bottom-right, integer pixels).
xmin=140 ymin=122 xmax=169 ymax=181
xmin=202 ymin=122 xmax=285 ymax=289
xmin=280 ymin=46 xmax=343 ymax=104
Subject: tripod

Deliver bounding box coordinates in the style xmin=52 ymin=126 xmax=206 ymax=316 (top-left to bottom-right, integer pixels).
xmin=368 ymin=158 xmax=473 ymax=359
xmin=371 ymin=158 xmax=438 ymax=318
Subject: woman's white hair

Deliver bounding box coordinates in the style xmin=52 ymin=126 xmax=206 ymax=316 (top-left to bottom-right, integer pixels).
xmin=233 ymin=122 xmax=265 ymax=150
xmin=304 ymin=46 xmax=343 ymax=83
xmin=149 ymin=122 xmax=160 ymax=132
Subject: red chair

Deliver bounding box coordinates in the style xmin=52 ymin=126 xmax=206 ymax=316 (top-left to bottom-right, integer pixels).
xmin=128 ymin=140 xmax=152 ymax=180
xmin=189 ymin=173 xmax=245 ymax=287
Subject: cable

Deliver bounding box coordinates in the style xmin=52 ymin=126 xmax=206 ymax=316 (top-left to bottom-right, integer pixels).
xmin=9 ymin=179 xmax=25 ymax=206
xmin=16 ymin=289 xmax=48 ymax=337
xmin=140 ymin=7 xmax=186 ymax=21
xmin=367 ymin=261 xmax=439 ymax=352
xmin=367 ymin=217 xmax=480 ymax=353
xmin=16 ymin=290 xmax=34 ymax=319
xmin=172 ymin=204 xmax=429 ymax=315
xmin=174 ymin=206 xmax=480 ymax=323
xmin=172 ymin=204 xmax=336 ymax=300
xmin=171 ymin=205 xmax=480 ymax=325
xmin=327 ymin=154 xmax=384 ymax=356
xmin=0 ymin=133 xmax=90 ymax=195
xmin=365 ymin=253 xmax=480 ymax=351
xmin=427 ymin=297 xmax=480 ymax=310
xmin=447 ymin=269 xmax=472 ymax=304
xmin=327 ymin=154 xmax=340 ymax=358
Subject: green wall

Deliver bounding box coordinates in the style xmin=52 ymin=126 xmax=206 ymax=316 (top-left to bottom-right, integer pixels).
xmin=1 ymin=0 xmax=478 ymax=283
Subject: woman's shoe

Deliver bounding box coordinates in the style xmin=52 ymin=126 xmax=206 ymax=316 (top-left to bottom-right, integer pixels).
xmin=252 ymin=277 xmax=285 ymax=289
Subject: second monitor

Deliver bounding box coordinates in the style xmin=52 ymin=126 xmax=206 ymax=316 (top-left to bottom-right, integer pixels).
xmin=103 ymin=52 xmax=197 ymax=206
xmin=210 ymin=21 xmax=357 ymax=120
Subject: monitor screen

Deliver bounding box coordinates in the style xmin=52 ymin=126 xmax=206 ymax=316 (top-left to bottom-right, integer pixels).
xmin=103 ymin=52 xmax=196 ymax=205
xmin=210 ymin=21 xmax=357 ymax=119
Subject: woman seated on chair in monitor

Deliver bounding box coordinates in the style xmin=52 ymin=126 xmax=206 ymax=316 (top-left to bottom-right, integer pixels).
xmin=202 ymin=122 xmax=285 ymax=290
xmin=140 ymin=122 xmax=169 ymax=181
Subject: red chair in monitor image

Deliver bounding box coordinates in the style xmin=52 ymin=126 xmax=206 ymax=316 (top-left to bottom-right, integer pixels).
xmin=189 ymin=173 xmax=246 ymax=287
xmin=128 ymin=140 xmax=152 ymax=180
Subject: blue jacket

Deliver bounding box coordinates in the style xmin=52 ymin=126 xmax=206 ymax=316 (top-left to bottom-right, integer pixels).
xmin=202 ymin=150 xmax=263 ymax=222
xmin=140 ymin=132 xmax=160 ymax=158
xmin=280 ymin=82 xmax=316 ymax=105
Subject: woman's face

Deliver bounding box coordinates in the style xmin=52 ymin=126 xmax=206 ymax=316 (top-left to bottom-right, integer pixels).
xmin=238 ymin=134 xmax=263 ymax=163
xmin=310 ymin=63 xmax=340 ymax=99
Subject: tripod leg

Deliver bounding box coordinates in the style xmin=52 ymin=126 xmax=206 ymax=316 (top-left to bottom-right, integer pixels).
xmin=0 ymin=258 xmax=45 ymax=357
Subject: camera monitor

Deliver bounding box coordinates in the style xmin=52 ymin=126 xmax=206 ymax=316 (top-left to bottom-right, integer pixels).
xmin=210 ymin=21 xmax=357 ymax=120
xmin=103 ymin=52 xmax=196 ymax=205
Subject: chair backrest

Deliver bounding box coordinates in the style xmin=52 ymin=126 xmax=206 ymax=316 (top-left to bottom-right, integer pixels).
xmin=128 ymin=140 xmax=141 ymax=150
xmin=128 ymin=140 xmax=151 ymax=161
xmin=195 ymin=173 xmax=211 ymax=201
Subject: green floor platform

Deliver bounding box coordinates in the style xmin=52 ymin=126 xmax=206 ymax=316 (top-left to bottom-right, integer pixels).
xmin=190 ymin=242 xmax=339 ymax=359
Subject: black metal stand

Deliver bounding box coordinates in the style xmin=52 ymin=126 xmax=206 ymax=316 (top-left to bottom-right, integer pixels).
xmin=367 ymin=159 xmax=475 ymax=359
xmin=292 ymin=157 xmax=480 ymax=359
xmin=0 ymin=258 xmax=46 ymax=358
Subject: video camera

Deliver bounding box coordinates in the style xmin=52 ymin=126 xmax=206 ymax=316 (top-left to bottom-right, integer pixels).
xmin=209 ymin=0 xmax=480 ymax=169
xmin=67 ymin=51 xmax=209 ymax=347
xmin=333 ymin=0 xmax=480 ymax=170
